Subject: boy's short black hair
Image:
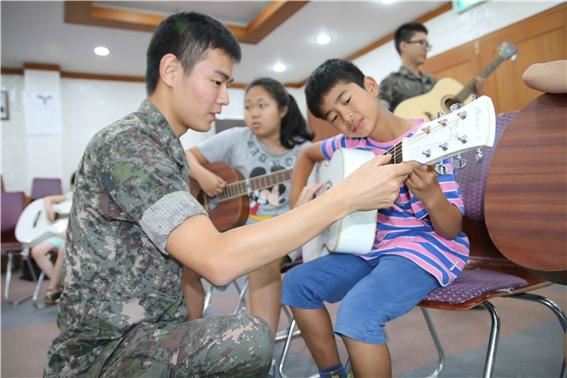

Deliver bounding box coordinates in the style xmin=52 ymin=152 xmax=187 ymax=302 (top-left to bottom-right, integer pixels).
xmin=394 ymin=22 xmax=428 ymax=55
xmin=145 ymin=12 xmax=241 ymax=94
xmin=305 ymin=59 xmax=365 ymax=119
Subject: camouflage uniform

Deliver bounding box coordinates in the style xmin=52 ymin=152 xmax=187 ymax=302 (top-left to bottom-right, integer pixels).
xmin=379 ymin=66 xmax=437 ymax=112
xmin=45 ymin=100 xmax=273 ymax=377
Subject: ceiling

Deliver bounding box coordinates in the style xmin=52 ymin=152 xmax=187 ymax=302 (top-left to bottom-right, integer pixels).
xmin=1 ymin=1 xmax=449 ymax=87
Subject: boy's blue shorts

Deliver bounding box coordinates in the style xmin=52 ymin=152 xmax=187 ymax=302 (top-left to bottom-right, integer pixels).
xmin=282 ymin=253 xmax=440 ymax=344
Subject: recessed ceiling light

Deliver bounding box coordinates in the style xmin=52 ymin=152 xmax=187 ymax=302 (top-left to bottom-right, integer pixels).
xmin=381 ymin=0 xmax=395 ymax=4
xmin=316 ymin=33 xmax=331 ymax=45
xmin=273 ymin=62 xmax=286 ymax=73
xmin=94 ymin=46 xmax=110 ymax=56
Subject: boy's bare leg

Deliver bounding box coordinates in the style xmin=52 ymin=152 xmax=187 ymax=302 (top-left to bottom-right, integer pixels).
xmin=182 ymin=267 xmax=206 ymax=320
xmin=292 ymin=307 xmax=341 ymax=369
xmin=248 ymin=258 xmax=282 ymax=339
xmin=343 ymin=336 xmax=391 ymax=378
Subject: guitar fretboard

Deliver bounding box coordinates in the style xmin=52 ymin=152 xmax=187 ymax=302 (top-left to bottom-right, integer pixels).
xmin=385 ymin=142 xmax=404 ymax=164
xmin=217 ymin=169 xmax=292 ymax=201
xmin=455 ymin=55 xmax=506 ymax=104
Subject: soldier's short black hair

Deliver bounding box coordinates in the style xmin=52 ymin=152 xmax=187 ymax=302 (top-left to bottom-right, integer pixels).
xmin=305 ymin=59 xmax=365 ymax=119
xmin=394 ymin=22 xmax=428 ymax=55
xmin=145 ymin=12 xmax=241 ymax=94
xmin=246 ymin=78 xmax=314 ymax=148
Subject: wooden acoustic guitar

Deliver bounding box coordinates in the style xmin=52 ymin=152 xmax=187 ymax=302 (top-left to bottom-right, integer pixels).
xmin=190 ymin=164 xmax=292 ymax=231
xmin=394 ymin=42 xmax=518 ymax=121
xmin=302 ymin=96 xmax=496 ymax=262
xmin=485 ymin=93 xmax=567 ymax=284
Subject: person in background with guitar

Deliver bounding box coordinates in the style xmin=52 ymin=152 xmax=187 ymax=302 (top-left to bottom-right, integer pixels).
xmin=30 ymin=171 xmax=75 ymax=305
xmin=183 ymin=77 xmax=314 ymax=339
xmin=46 ymin=12 xmax=419 ymax=377
xmin=283 ymin=59 xmax=470 ymax=378
xmin=379 ymin=22 xmax=484 ymax=113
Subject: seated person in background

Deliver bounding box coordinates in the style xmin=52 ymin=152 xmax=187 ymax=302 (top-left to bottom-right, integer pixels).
xmin=379 ymin=22 xmax=483 ymax=112
xmin=522 ymin=60 xmax=567 ymax=94
xmin=183 ymin=77 xmax=313 ymax=338
xmin=31 ymin=171 xmax=75 ymax=305
xmin=283 ymin=59 xmax=470 ymax=378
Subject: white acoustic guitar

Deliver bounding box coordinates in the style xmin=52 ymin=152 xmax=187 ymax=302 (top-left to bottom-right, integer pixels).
xmin=394 ymin=42 xmax=518 ymax=120
xmin=302 ymin=95 xmax=496 ymax=262
xmin=15 ymin=198 xmax=72 ymax=246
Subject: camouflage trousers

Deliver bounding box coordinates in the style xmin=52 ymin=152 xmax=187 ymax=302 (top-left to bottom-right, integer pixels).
xmin=100 ymin=314 xmax=273 ymax=378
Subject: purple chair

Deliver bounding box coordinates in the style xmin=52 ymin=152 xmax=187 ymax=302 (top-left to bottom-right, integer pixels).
xmin=416 ymin=112 xmax=566 ymax=377
xmin=30 ymin=177 xmax=62 ymax=201
xmin=1 ymin=191 xmax=39 ymax=304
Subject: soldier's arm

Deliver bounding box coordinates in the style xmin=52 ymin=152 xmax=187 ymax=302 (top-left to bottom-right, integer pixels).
xmin=166 ymin=155 xmax=418 ymax=286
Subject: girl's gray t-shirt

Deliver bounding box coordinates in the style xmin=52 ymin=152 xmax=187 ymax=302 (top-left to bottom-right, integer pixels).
xmin=198 ymin=127 xmax=309 ymax=224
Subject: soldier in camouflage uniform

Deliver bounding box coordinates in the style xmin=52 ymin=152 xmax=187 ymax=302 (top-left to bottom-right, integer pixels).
xmin=45 ymin=10 xmax=419 ymax=378
xmin=379 ymin=22 xmax=483 ymax=113
xmin=45 ymin=12 xmax=272 ymax=378
xmin=379 ymin=22 xmax=437 ymax=112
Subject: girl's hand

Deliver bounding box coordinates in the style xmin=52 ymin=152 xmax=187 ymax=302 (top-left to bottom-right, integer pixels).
xmin=199 ymin=170 xmax=226 ymax=197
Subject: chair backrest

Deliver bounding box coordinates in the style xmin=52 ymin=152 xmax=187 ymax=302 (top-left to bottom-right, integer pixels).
xmin=30 ymin=178 xmax=63 ymax=200
xmin=1 ymin=191 xmax=26 ymax=232
xmin=455 ymin=112 xmax=517 ymax=221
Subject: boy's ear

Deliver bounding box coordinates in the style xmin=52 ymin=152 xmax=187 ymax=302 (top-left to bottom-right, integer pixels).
xmin=159 ymin=53 xmax=181 ymax=88
xmin=363 ymin=76 xmax=379 ymax=97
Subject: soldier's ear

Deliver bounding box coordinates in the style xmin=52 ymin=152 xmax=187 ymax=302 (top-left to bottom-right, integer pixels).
xmin=160 ymin=54 xmax=182 ymax=88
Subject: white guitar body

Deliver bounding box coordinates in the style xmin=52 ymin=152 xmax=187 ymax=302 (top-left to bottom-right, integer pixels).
xmin=302 ymin=149 xmax=377 ymax=262
xmin=301 ymin=96 xmax=496 ymax=263
xmin=15 ymin=198 xmax=71 ymax=246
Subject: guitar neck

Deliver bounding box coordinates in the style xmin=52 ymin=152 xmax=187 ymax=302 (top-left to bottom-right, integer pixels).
xmin=455 ymin=55 xmax=506 ymax=104
xmin=217 ymin=168 xmax=292 ymax=201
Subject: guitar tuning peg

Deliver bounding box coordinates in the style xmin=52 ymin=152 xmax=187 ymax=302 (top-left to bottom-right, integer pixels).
xmin=449 ymin=103 xmax=462 ymax=113
xmin=436 ymin=111 xmax=445 ymax=119
xmin=471 ymin=94 xmax=479 ymax=101
xmin=454 ymin=153 xmax=467 ymax=169
xmin=475 ymin=147 xmax=484 ymax=163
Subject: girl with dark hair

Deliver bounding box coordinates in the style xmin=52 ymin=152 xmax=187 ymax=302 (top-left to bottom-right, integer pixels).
xmin=184 ymin=77 xmax=314 ymax=338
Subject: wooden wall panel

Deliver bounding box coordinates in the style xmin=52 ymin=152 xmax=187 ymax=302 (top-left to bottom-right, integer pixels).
xmin=421 ymin=3 xmax=566 ymax=114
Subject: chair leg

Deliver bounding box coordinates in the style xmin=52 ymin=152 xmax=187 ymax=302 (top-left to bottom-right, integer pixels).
xmin=3 ymin=252 xmax=15 ymax=302
xmin=481 ymin=301 xmax=500 ymax=378
xmin=232 ymin=278 xmax=248 ymax=315
xmin=278 ymin=318 xmax=296 ymax=378
xmin=275 ymin=305 xmax=301 ymax=342
xmin=507 ymin=292 xmax=567 ymax=377
xmin=202 ymin=283 xmax=214 ymax=314
xmin=420 ymin=307 xmax=445 ymax=377
xmin=32 ymin=271 xmax=47 ymax=308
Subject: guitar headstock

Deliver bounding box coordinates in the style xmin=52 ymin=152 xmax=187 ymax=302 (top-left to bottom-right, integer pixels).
xmin=401 ymin=95 xmax=496 ymax=165
xmin=498 ymin=42 xmax=518 ymax=61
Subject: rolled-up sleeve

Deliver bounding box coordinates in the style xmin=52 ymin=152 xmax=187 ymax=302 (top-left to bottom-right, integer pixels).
xmin=140 ymin=191 xmax=206 ymax=254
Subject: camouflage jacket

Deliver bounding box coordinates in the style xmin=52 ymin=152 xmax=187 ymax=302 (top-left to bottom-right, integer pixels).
xmin=379 ymin=66 xmax=437 ymax=112
xmin=45 ymin=100 xmax=206 ymax=377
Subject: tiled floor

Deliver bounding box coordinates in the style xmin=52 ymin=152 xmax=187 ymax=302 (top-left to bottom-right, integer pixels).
xmin=2 ymin=274 xmax=566 ymax=378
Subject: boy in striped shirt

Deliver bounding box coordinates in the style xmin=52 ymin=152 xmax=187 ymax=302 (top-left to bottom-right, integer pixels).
xmin=283 ymin=59 xmax=469 ymax=378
